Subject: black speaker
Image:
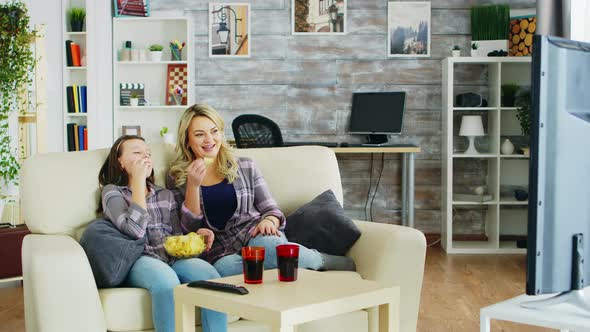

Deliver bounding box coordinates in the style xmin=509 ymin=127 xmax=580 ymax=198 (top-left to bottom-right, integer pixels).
xmin=455 ymin=92 xmax=487 ymax=107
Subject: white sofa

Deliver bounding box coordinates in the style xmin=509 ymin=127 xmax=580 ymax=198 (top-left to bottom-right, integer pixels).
xmin=21 ymin=145 xmax=426 ymax=332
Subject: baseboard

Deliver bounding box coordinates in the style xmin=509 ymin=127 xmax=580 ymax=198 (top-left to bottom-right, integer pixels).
xmin=424 ymin=233 xmax=490 ymax=247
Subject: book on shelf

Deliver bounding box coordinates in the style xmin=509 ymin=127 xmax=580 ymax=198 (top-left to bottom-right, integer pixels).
xmin=66 ymin=85 xmax=87 ymax=113
xmin=66 ymin=123 xmax=88 ymax=152
xmin=65 ymin=40 xmax=73 ymax=66
xmin=453 ymin=193 xmax=493 ymax=203
xmin=65 ymin=40 xmax=82 ymax=67
xmin=66 ymin=123 xmax=75 ymax=151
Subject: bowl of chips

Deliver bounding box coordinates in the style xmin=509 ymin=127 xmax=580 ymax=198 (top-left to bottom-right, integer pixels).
xmin=163 ymin=232 xmax=206 ymax=258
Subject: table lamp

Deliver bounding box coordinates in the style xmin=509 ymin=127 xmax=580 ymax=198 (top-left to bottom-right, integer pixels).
xmin=459 ymin=115 xmax=485 ymax=154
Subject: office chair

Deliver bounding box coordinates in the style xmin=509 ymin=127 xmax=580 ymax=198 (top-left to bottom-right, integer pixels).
xmin=231 ymin=114 xmax=284 ymax=148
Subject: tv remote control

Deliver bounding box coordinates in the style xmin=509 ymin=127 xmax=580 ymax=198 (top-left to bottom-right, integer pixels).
xmin=187 ymin=280 xmax=249 ymax=295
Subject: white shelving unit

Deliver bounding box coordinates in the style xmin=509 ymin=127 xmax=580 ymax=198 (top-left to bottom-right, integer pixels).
xmin=113 ymin=17 xmax=192 ymax=144
xmin=442 ymin=56 xmax=532 ymax=254
xmin=62 ymin=0 xmax=88 ymax=151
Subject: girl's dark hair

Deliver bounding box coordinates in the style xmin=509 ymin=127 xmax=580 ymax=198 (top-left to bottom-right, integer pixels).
xmin=97 ymin=135 xmax=155 ymax=213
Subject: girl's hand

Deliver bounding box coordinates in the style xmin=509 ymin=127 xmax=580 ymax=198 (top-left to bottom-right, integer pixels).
xmin=251 ymin=218 xmax=280 ymax=237
xmin=196 ymin=228 xmax=214 ymax=251
xmin=186 ymin=159 xmax=206 ymax=187
xmin=129 ymin=158 xmax=150 ymax=180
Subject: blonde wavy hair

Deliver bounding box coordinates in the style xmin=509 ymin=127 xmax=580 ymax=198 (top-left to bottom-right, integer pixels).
xmin=169 ymin=104 xmax=239 ymax=186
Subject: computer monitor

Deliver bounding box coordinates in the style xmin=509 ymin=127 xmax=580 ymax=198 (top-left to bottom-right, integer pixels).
xmin=524 ymin=35 xmax=590 ymax=310
xmin=349 ymin=92 xmax=406 ymax=145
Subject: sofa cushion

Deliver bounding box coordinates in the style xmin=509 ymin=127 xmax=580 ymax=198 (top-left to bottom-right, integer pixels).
xmin=80 ymin=219 xmax=145 ymax=288
xmin=285 ymin=190 xmax=361 ymax=255
xmin=99 ymin=288 xmax=240 ymax=332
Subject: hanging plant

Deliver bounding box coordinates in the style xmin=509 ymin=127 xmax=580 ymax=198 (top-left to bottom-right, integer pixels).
xmin=0 ymin=1 xmax=35 ymax=189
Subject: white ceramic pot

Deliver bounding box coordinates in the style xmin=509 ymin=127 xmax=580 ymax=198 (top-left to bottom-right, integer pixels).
xmin=471 ymin=40 xmax=508 ymax=57
xmin=452 ymin=50 xmax=461 ymax=57
xmin=162 ymin=133 xmax=175 ymax=145
xmin=130 ymin=98 xmax=139 ymax=107
xmin=150 ymin=51 xmax=163 ymax=62
xmin=471 ymin=48 xmax=478 ymax=57
xmin=501 ymin=138 xmax=515 ymax=155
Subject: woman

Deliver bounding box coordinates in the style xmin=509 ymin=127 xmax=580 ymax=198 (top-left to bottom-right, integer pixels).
xmin=98 ymin=135 xmax=227 ymax=332
xmin=168 ymin=104 xmax=355 ymax=277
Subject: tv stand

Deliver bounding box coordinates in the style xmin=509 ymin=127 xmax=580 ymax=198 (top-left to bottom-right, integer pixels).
xmin=365 ymin=134 xmax=388 ymax=145
xmin=521 ymin=233 xmax=590 ymax=312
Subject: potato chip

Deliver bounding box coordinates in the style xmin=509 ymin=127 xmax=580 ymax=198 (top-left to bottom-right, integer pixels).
xmin=204 ymin=157 xmax=214 ymax=166
xmin=163 ymin=233 xmax=206 ymax=258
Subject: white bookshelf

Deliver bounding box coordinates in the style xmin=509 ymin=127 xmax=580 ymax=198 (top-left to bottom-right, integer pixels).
xmin=112 ymin=17 xmax=192 ymax=144
xmin=62 ymin=0 xmax=87 ymax=151
xmin=442 ymin=57 xmax=532 ymax=254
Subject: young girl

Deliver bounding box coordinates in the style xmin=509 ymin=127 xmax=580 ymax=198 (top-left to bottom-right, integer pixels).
xmin=98 ymin=135 xmax=227 ymax=332
xmin=168 ymin=104 xmax=355 ymax=277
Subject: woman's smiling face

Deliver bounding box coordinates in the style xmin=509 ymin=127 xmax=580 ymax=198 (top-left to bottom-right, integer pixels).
xmin=186 ymin=116 xmax=222 ymax=159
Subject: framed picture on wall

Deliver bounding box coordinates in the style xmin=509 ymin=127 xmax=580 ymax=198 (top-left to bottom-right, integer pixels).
xmin=292 ymin=0 xmax=346 ymax=35
xmin=209 ymin=3 xmax=251 ymax=57
xmin=387 ymin=1 xmax=431 ymax=57
xmin=114 ymin=0 xmax=150 ymax=17
xmin=122 ymin=125 xmax=141 ymax=137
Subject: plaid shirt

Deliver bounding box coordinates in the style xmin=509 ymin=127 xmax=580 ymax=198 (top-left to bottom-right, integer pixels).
xmin=169 ymin=157 xmax=286 ymax=264
xmin=101 ymin=183 xmax=200 ymax=265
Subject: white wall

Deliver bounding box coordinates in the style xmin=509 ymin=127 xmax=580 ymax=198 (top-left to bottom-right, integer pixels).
xmin=25 ymin=0 xmax=63 ymax=152
xmin=571 ymin=0 xmax=590 ymax=42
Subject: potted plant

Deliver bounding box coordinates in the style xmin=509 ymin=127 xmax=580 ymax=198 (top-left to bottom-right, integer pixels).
xmin=470 ymin=42 xmax=479 ymax=56
xmin=149 ymin=44 xmax=163 ymax=62
xmin=470 ymin=4 xmax=509 ymax=56
xmin=68 ymin=7 xmax=85 ymax=32
xmin=160 ymin=127 xmax=174 ymax=145
xmin=129 ymin=92 xmax=139 ymax=107
xmin=501 ymin=83 xmax=519 ymax=107
xmin=0 ymin=1 xmax=34 ymax=197
xmin=452 ymin=45 xmax=461 ymax=57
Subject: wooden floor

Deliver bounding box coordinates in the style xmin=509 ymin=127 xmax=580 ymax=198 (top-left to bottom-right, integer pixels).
xmin=0 ymin=245 xmax=554 ymax=332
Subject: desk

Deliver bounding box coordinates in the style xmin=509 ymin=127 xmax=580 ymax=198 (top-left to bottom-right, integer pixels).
xmin=480 ymin=293 xmax=590 ymax=332
xmin=329 ymin=146 xmax=420 ymax=228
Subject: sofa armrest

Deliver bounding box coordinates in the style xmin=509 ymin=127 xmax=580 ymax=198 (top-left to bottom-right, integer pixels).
xmin=348 ymin=220 xmax=426 ymax=332
xmin=22 ymin=234 xmax=106 ymax=332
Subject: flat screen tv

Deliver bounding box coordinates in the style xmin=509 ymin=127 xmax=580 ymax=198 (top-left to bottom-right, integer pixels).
xmin=349 ymin=92 xmax=406 ymax=145
xmin=525 ymin=35 xmax=590 ymax=309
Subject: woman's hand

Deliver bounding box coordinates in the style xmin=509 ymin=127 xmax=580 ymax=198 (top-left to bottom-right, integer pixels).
xmin=196 ymin=228 xmax=214 ymax=251
xmin=251 ymin=218 xmax=280 ymax=237
xmin=186 ymin=159 xmax=206 ymax=187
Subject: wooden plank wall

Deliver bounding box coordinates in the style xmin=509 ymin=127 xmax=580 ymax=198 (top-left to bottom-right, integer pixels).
xmin=151 ymin=0 xmax=536 ymax=235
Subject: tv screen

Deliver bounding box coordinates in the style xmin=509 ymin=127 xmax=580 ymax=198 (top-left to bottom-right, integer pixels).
xmin=527 ymin=35 xmax=590 ymax=296
xmin=349 ymin=92 xmax=406 ymax=134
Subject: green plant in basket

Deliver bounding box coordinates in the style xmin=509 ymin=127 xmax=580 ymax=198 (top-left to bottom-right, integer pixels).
xmin=149 ymin=44 xmax=163 ymax=52
xmin=470 ymin=4 xmax=510 ymax=41
xmin=453 ymin=45 xmax=461 ymax=51
xmin=130 ymin=92 xmax=139 ymax=99
xmin=472 ymin=42 xmax=479 ymax=50
xmin=159 ymin=127 xmax=168 ymax=137
xmin=68 ymin=7 xmax=85 ymax=31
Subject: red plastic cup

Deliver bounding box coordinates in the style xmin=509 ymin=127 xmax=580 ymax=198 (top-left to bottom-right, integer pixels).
xmin=242 ymin=246 xmax=265 ymax=284
xmin=276 ymin=244 xmax=299 ymax=282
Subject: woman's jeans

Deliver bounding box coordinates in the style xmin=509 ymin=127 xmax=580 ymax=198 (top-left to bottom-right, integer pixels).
xmin=126 ymin=255 xmax=227 ymax=332
xmin=213 ymin=232 xmax=323 ymax=277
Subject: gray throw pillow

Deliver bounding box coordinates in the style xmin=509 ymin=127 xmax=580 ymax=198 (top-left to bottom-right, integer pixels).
xmin=79 ymin=219 xmax=145 ymax=288
xmin=285 ymin=190 xmax=361 ymax=256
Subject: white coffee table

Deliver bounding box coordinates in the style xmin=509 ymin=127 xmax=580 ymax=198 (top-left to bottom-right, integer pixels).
xmin=174 ymin=268 xmax=400 ymax=332
xmin=480 ymin=293 xmax=590 ymax=332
